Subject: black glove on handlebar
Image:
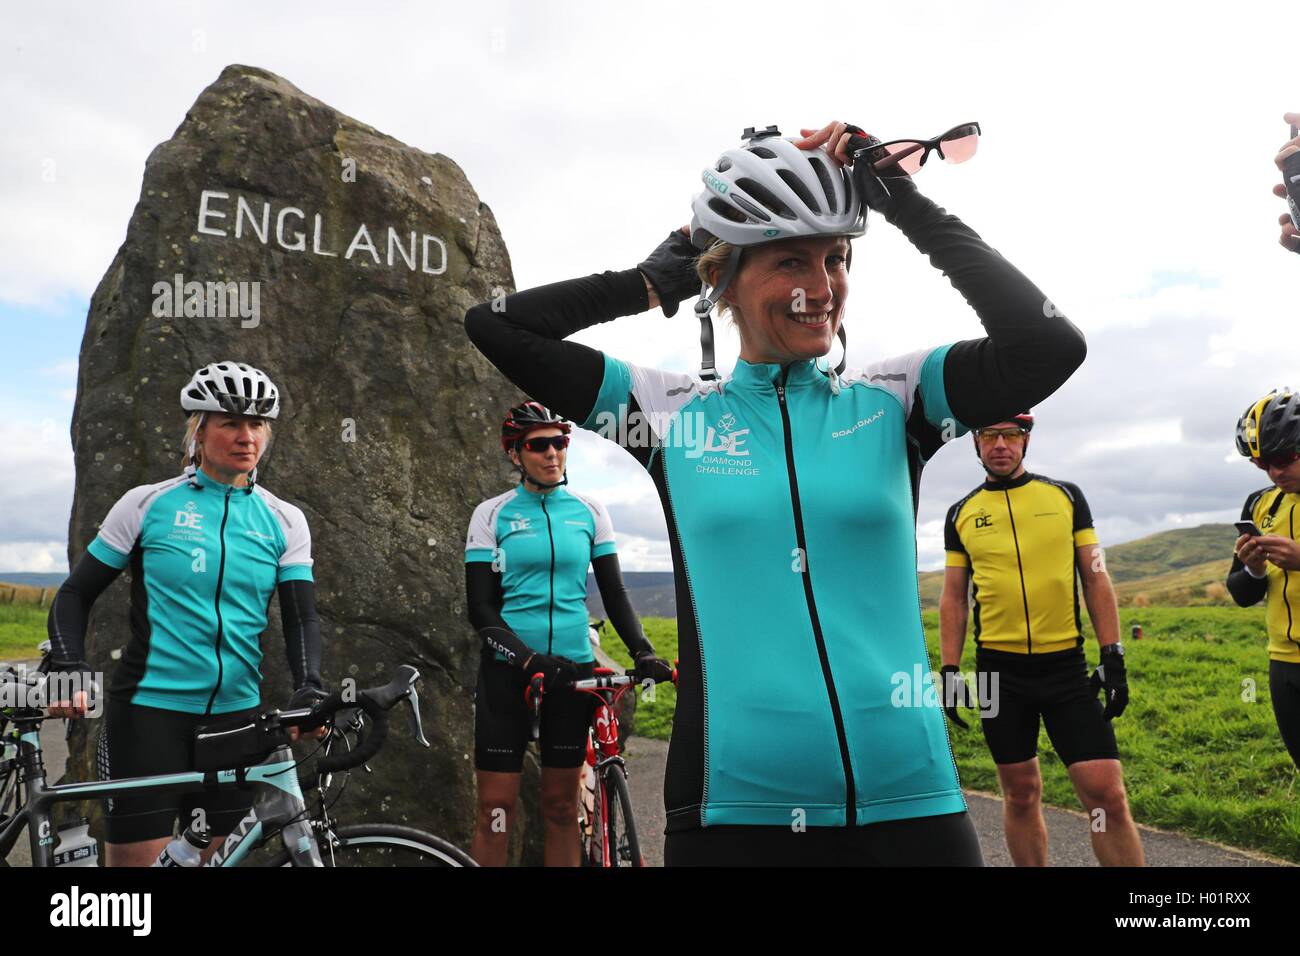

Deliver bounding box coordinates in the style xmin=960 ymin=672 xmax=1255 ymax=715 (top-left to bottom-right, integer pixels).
xmin=637 ymin=229 xmax=701 ymax=317
xmin=633 ymin=652 xmax=674 ymax=685
xmin=289 ymin=684 xmax=328 ymax=710
xmin=523 ymin=653 xmax=581 ymax=689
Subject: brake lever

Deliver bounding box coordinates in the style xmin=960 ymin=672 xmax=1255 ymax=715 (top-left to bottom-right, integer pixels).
xmin=403 ymin=683 xmax=430 ymax=748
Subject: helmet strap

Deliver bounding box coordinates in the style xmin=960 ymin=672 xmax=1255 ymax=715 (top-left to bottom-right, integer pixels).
xmin=694 ymin=246 xmax=744 ymax=381
xmin=520 ymin=460 xmax=568 ymax=491
xmin=185 ymin=412 xmax=206 ymax=488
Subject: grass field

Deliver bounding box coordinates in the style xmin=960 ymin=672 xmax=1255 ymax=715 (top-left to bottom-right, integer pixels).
xmin=609 ymin=607 xmax=1300 ymax=862
xmin=0 ymin=604 xmax=48 ymax=661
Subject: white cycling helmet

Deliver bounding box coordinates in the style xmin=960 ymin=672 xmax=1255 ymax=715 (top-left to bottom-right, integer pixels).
xmin=180 ymin=361 xmax=281 ymax=419
xmin=689 ymin=125 xmax=866 ymax=249
xmin=689 ymin=126 xmax=867 ymax=382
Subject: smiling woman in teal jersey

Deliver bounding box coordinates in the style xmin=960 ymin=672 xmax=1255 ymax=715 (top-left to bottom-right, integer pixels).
xmin=464 ymin=401 xmax=672 ymax=866
xmin=465 ymin=121 xmax=1086 ymax=866
xmin=46 ymin=362 xmax=326 ymax=867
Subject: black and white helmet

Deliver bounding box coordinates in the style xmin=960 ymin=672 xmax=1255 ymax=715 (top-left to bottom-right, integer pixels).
xmin=689 ymin=126 xmax=867 ymax=250
xmin=181 ymin=361 xmax=280 ymax=419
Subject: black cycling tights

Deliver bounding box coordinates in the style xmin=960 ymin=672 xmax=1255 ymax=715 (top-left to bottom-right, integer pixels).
xmin=1271 ymin=660 xmax=1300 ymax=769
xmin=664 ymin=811 xmax=984 ymax=867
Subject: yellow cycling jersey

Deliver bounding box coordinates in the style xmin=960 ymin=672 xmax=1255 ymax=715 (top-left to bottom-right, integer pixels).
xmin=944 ymin=472 xmax=1100 ymax=654
xmin=1233 ymin=487 xmax=1300 ymax=664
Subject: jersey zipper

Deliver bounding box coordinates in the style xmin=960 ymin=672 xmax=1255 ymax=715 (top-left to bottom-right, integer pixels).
xmin=1003 ymin=489 xmax=1033 ymax=654
xmin=776 ymin=370 xmax=856 ymax=825
xmin=1286 ymin=504 xmax=1295 ymax=647
xmin=542 ymin=493 xmax=556 ymax=656
xmin=203 ymin=486 xmax=234 ymax=716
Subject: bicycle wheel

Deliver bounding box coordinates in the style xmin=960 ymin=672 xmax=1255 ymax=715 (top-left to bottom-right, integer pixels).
xmin=602 ymin=769 xmax=643 ymax=867
xmin=262 ymin=823 xmax=476 ymax=867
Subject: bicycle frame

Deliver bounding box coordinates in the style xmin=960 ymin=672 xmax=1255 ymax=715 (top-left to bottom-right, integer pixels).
xmin=0 ymin=715 xmax=321 ymax=867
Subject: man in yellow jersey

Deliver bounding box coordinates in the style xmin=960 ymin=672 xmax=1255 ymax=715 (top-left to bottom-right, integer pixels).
xmin=1229 ymin=389 xmax=1300 ymax=768
xmin=939 ymin=412 xmax=1145 ymax=866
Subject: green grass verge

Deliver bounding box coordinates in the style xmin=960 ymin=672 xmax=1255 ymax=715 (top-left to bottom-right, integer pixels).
xmin=613 ymin=608 xmax=1299 ymax=861
xmin=0 ymin=604 xmax=48 ymax=661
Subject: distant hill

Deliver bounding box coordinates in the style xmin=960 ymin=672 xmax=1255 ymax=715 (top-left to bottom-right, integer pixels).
xmin=591 ymin=524 xmax=1246 ymax=619
xmin=0 ymin=573 xmax=67 ymax=588
xmin=586 ymin=572 xmax=675 ymax=620
xmin=917 ymin=522 xmax=1241 ymax=609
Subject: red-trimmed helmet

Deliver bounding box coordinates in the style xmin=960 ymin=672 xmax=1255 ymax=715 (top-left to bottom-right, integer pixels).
xmin=500 ymin=401 xmax=571 ymax=452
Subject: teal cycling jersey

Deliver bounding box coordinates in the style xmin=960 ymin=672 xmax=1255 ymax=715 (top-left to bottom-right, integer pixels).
xmin=583 ymin=349 xmax=970 ymax=828
xmin=85 ymin=468 xmax=313 ymax=714
xmin=465 ymin=483 xmax=617 ymax=664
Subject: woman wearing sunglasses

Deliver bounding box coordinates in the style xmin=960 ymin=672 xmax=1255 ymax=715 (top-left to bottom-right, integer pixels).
xmin=465 ymin=119 xmax=1085 ymax=866
xmin=1228 ymin=389 xmax=1300 ymax=769
xmin=464 ymin=401 xmax=671 ymax=866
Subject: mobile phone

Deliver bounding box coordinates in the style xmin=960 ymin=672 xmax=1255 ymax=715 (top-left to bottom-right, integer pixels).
xmin=1235 ymin=520 xmax=1262 ymax=537
xmin=1288 ymin=124 xmax=1300 ymax=231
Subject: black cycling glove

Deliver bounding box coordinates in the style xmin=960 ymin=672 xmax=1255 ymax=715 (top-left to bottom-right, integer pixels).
xmin=843 ymin=124 xmax=922 ymax=223
xmin=940 ymin=665 xmax=975 ymax=730
xmin=637 ymin=229 xmax=701 ymax=317
xmin=633 ymin=652 xmax=674 ymax=686
xmin=1089 ymin=646 xmax=1129 ymax=719
xmin=522 ymin=653 xmax=581 ymax=689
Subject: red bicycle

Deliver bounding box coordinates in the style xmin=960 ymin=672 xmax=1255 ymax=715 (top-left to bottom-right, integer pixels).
xmin=527 ymin=666 xmax=675 ymax=867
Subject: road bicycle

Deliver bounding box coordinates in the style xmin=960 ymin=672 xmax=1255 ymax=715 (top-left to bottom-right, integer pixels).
xmin=0 ymin=646 xmax=475 ymax=867
xmin=527 ymin=662 xmax=674 ymax=867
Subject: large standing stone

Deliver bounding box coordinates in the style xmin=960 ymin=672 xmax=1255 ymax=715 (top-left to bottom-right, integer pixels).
xmin=67 ymin=64 xmax=544 ymax=860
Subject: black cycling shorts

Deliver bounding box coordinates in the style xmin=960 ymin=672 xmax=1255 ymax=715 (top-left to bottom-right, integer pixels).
xmin=474 ymin=658 xmax=596 ymax=772
xmin=97 ymin=699 xmax=259 ymax=844
xmin=1270 ymin=660 xmax=1300 ymax=769
xmin=975 ymin=647 xmax=1119 ymax=767
xmin=664 ymin=812 xmax=984 ymax=866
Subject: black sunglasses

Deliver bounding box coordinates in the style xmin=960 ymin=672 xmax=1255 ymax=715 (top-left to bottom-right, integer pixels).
xmin=858 ymin=122 xmax=982 ymax=178
xmin=520 ymin=435 xmax=570 ymax=453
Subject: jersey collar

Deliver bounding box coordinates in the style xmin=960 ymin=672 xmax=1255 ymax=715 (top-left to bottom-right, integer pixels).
xmin=192 ymin=466 xmax=255 ymax=495
xmin=515 ymin=480 xmax=568 ymax=502
xmin=728 ymin=357 xmax=821 ymax=391
xmin=982 ymin=470 xmax=1033 ymax=491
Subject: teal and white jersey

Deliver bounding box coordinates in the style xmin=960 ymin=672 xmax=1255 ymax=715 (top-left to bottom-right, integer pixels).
xmin=86 ymin=468 xmax=313 ymax=714
xmin=583 ymin=349 xmax=969 ymax=830
xmin=465 ymin=483 xmax=617 ymax=664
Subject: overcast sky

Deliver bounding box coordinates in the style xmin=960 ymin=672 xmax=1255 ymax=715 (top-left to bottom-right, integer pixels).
xmin=3 ymin=0 xmax=1297 ymax=574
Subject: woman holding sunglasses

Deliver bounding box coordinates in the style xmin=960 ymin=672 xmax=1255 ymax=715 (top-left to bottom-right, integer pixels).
xmin=1228 ymin=389 xmax=1300 ymax=769
xmin=464 ymin=401 xmax=671 ymax=866
xmin=465 ymin=119 xmax=1085 ymax=865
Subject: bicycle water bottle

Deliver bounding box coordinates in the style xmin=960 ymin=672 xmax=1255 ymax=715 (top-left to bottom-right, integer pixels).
xmin=152 ymin=820 xmax=211 ymax=867
xmin=53 ymin=817 xmax=99 ymax=867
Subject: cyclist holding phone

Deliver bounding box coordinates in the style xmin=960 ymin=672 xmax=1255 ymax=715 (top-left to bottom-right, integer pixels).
xmin=464 ymin=401 xmax=671 ymax=866
xmin=45 ymin=362 xmax=326 ymax=866
xmin=1228 ymin=388 xmax=1300 ymax=767
xmin=465 ymin=120 xmax=1086 ymax=865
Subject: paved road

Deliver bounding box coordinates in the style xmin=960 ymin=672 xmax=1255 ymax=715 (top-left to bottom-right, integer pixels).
xmin=12 ymin=721 xmax=1287 ymax=867
xmin=623 ymin=736 xmax=1285 ymax=867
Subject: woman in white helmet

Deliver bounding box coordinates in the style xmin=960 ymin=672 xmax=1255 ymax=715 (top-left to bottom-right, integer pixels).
xmin=47 ymin=361 xmax=326 ymax=866
xmin=466 ymin=120 xmax=1086 ymax=865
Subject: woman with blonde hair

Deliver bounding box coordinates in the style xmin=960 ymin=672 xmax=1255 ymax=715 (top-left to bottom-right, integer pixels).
xmin=467 ymin=120 xmax=1085 ymax=865
xmin=47 ymin=360 xmax=326 ymax=866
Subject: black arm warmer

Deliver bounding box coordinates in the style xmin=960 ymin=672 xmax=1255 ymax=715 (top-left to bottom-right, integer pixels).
xmin=465 ymin=562 xmax=534 ymax=666
xmin=1226 ymin=493 xmax=1269 ymax=607
xmin=464 ymin=269 xmax=650 ymax=426
xmin=591 ymin=552 xmax=654 ymax=659
xmin=883 ymin=188 xmax=1088 ymax=427
xmin=46 ymin=552 xmax=122 ymax=670
xmin=278 ymin=579 xmax=324 ymax=689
